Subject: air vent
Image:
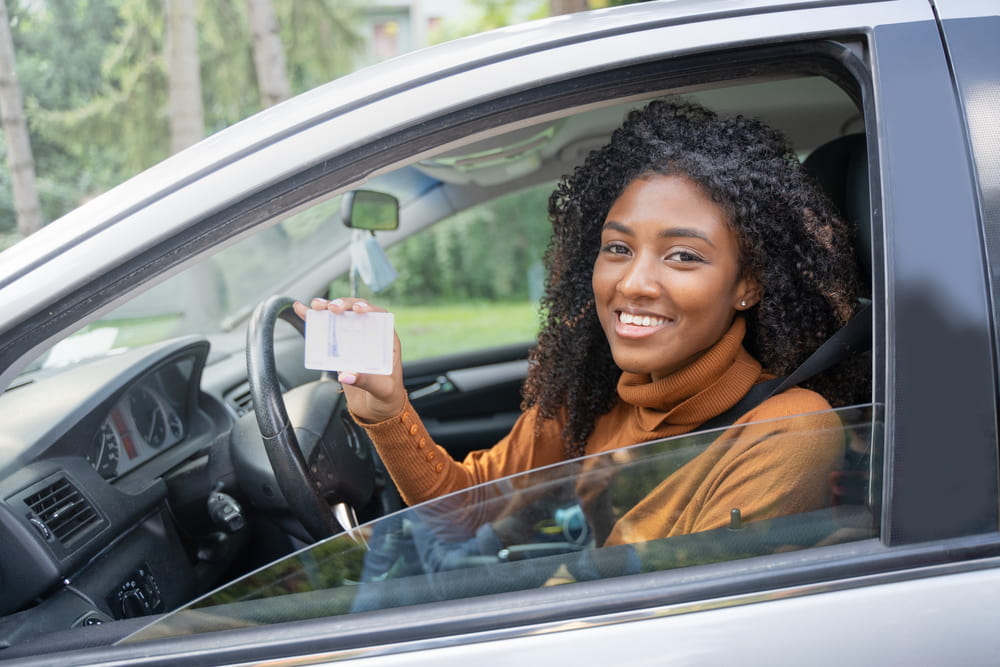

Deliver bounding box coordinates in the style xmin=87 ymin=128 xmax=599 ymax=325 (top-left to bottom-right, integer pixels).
xmin=226 ymin=385 xmax=254 ymax=417
xmin=24 ymin=477 xmax=101 ymax=546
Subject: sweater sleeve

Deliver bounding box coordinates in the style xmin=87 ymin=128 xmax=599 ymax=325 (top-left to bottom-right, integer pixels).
xmin=355 ymin=396 xmax=565 ymax=508
xmin=605 ymin=388 xmax=846 ymax=545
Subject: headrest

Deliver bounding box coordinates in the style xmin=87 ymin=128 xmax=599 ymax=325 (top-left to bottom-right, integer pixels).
xmin=803 ymin=133 xmax=871 ymax=289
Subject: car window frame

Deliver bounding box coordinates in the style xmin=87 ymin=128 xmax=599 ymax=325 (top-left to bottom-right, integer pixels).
xmin=6 ymin=2 xmax=1000 ymax=663
xmin=128 ymin=39 xmax=892 ymax=662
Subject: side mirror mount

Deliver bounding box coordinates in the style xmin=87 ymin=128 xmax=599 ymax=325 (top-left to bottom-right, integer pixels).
xmin=341 ymin=190 xmax=399 ymax=232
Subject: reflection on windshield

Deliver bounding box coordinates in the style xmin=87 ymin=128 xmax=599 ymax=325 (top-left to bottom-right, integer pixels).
xmin=35 ymin=197 xmax=348 ymax=374
xmin=127 ymin=404 xmax=877 ymax=642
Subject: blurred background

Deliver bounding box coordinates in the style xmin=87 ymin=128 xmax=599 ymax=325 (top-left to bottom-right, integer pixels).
xmin=1 ymin=0 xmax=646 ymax=363
xmin=0 ymin=0 xmax=639 ymax=250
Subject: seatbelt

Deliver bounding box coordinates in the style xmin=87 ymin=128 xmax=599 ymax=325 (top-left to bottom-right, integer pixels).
xmin=698 ymin=301 xmax=872 ymax=432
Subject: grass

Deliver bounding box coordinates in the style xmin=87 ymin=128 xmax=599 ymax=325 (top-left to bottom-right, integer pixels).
xmin=68 ymin=302 xmax=540 ymax=362
xmin=389 ymin=301 xmax=541 ymax=360
xmin=79 ymin=315 xmax=183 ymax=348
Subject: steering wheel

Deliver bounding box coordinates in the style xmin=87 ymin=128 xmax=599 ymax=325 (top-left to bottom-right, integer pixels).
xmin=245 ymin=295 xmax=376 ymax=541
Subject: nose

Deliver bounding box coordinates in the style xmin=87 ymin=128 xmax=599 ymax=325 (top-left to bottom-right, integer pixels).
xmin=617 ymin=251 xmax=660 ymax=299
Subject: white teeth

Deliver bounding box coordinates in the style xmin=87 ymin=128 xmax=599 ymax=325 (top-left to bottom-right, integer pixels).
xmin=619 ymin=312 xmax=665 ymax=327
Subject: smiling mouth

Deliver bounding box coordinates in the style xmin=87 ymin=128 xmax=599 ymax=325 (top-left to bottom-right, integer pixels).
xmin=618 ymin=312 xmax=667 ymax=327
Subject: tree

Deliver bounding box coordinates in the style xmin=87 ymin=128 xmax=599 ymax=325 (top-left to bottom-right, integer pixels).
xmin=280 ymin=1 xmax=362 ymax=93
xmin=0 ymin=0 xmax=364 ymax=231
xmin=246 ymin=0 xmax=289 ymax=108
xmin=164 ymin=0 xmax=202 ymax=152
xmin=29 ymin=0 xmax=171 ymax=187
xmin=0 ymin=0 xmax=42 ymax=236
xmin=10 ymin=0 xmax=123 ymax=223
xmin=549 ymin=0 xmax=588 ymax=15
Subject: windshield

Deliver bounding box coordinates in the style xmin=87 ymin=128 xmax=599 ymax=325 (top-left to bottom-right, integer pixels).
xmin=126 ymin=404 xmax=877 ymax=643
xmin=22 ymin=197 xmax=349 ymax=376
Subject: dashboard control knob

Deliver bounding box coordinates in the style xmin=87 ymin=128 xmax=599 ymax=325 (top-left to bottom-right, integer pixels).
xmin=120 ymin=589 xmax=147 ymax=618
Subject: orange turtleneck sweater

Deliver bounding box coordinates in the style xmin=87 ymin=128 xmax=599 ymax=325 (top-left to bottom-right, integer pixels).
xmin=358 ymin=317 xmax=845 ymax=545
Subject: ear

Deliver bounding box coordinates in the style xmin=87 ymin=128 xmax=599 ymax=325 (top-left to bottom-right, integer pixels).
xmin=734 ymin=276 xmax=763 ymax=311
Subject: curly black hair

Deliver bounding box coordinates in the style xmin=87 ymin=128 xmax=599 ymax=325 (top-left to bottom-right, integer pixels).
xmin=523 ymin=98 xmax=869 ymax=458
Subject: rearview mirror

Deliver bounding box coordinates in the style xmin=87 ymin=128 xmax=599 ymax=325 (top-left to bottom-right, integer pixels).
xmin=341 ymin=190 xmax=399 ymax=231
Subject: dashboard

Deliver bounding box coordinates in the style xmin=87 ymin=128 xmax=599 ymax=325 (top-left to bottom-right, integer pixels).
xmin=0 ymin=337 xmax=234 ymax=641
xmin=0 ymin=321 xmax=370 ymax=652
xmin=0 ymin=340 xmax=210 ymax=485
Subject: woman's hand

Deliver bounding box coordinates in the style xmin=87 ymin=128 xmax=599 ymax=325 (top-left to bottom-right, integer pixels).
xmin=292 ymin=297 xmax=406 ymax=423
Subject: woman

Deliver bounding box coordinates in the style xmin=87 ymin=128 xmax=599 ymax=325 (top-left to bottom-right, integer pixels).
xmin=295 ymin=98 xmax=868 ymax=547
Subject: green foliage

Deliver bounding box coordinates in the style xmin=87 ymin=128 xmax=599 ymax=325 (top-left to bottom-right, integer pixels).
xmin=282 ymin=0 xmax=363 ymax=94
xmin=431 ymin=0 xmax=547 ymax=43
xmin=9 ymin=0 xmax=119 ymax=110
xmin=589 ymin=0 xmax=650 ymax=7
xmin=322 ymin=184 xmax=554 ymax=360
xmin=0 ymin=0 xmax=562 ymax=238
xmin=9 ymin=0 xmax=168 ymax=216
xmin=196 ymin=1 xmax=365 ymax=131
xmin=6 ymin=0 xmax=127 ymax=223
xmin=0 ymin=138 xmax=14 ymax=245
xmin=2 ymin=0 xmax=365 ymax=231
xmin=199 ymin=0 xmax=258 ymax=133
xmin=380 ymin=182 xmax=553 ymax=304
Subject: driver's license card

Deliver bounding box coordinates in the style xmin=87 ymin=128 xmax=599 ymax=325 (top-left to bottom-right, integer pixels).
xmin=304 ymin=310 xmax=394 ymax=375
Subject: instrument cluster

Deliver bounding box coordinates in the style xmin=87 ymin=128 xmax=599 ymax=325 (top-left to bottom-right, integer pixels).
xmin=87 ymin=372 xmax=187 ymax=480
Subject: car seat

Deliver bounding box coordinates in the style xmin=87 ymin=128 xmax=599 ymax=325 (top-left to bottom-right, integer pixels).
xmin=803 ymin=133 xmax=872 ymax=292
xmin=804 ymin=132 xmax=875 ymax=510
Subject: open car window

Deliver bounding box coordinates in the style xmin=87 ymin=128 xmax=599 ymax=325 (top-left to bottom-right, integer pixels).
xmin=332 ymin=181 xmax=554 ymax=362
xmin=127 ymin=403 xmax=877 ymax=642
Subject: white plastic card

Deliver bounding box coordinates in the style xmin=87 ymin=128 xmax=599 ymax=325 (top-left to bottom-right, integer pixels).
xmin=304 ymin=310 xmax=394 ymax=375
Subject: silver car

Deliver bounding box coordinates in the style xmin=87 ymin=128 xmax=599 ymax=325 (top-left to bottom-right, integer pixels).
xmin=1 ymin=0 xmax=998 ymax=663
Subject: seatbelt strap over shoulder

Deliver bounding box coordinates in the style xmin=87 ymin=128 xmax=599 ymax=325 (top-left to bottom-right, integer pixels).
xmin=698 ymin=302 xmax=872 ymax=432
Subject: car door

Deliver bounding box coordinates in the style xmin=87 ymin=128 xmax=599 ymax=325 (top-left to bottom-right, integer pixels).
xmin=2 ymin=0 xmax=999 ymax=664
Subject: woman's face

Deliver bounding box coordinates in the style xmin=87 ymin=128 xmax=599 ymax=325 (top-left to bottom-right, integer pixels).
xmin=592 ymin=174 xmax=759 ymax=381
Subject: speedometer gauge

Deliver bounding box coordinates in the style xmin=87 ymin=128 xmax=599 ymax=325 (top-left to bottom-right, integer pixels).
xmin=129 ymin=386 xmax=168 ymax=449
xmin=88 ymin=422 xmax=120 ymax=480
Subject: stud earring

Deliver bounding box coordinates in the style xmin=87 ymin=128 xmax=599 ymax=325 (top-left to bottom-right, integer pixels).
xmin=740 ymin=300 xmax=747 ymax=308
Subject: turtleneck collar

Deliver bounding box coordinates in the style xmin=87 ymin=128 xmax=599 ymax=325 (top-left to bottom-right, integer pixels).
xmin=615 ymin=316 xmax=763 ymax=432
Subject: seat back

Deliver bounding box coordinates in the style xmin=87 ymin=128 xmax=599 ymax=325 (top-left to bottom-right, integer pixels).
xmin=803 ymin=133 xmax=871 ymax=291
xmin=803 ymin=133 xmax=875 ymax=510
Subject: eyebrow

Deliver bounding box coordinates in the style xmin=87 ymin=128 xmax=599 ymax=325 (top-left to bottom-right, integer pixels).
xmin=601 ymin=221 xmax=716 ymax=248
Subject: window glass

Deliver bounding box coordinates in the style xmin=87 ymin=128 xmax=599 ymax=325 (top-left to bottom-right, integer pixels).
xmin=128 ymin=404 xmax=877 ymax=641
xmin=24 ymin=196 xmax=347 ymax=375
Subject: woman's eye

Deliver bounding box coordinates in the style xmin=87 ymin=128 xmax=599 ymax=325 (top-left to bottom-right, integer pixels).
xmin=601 ymin=242 xmax=630 ymax=256
xmin=666 ymin=250 xmax=704 ymax=263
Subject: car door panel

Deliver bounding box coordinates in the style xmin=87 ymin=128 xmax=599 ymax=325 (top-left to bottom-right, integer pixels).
xmin=404 ymin=343 xmax=532 ymax=458
xmin=871 ymin=17 xmax=999 ymax=542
